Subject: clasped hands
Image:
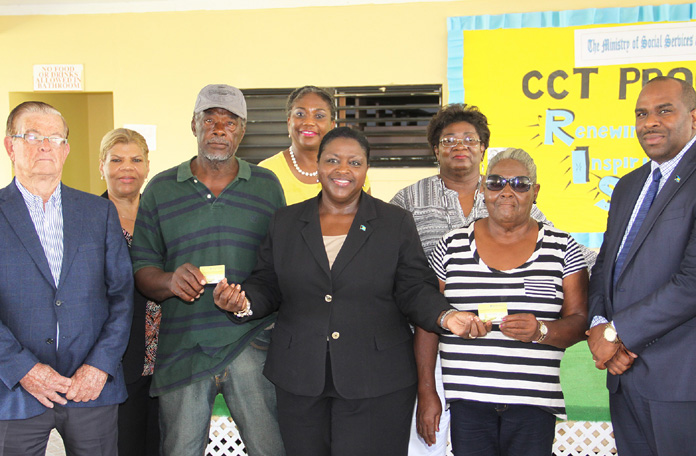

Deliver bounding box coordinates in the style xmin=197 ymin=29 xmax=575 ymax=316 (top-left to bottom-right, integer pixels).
xmin=19 ymin=363 xmax=108 ymax=408
xmin=586 ymin=324 xmax=637 ymax=375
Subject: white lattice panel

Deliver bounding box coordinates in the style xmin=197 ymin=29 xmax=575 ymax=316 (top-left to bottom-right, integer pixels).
xmin=205 ymin=416 xmax=616 ymax=456
xmin=554 ymin=421 xmax=617 ymax=456
xmin=206 ymin=416 xmax=246 ymax=456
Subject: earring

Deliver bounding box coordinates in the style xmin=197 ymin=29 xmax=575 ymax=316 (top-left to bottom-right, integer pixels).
xmin=100 ymin=175 xmax=105 ymax=181
xmin=533 ymin=200 xmax=537 ymax=204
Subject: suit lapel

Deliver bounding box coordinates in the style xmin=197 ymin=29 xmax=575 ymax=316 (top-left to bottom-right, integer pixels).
xmin=607 ymin=165 xmax=649 ymax=284
xmin=330 ymin=192 xmax=376 ymax=280
xmin=59 ymin=185 xmax=81 ymax=289
xmin=299 ymin=196 xmax=332 ymax=279
xmin=0 ymin=181 xmax=56 ymax=288
xmin=619 ymin=145 xmax=696 ymax=282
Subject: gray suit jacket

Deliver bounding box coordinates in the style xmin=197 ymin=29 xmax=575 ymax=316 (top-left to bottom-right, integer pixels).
xmin=589 ymin=141 xmax=696 ymax=399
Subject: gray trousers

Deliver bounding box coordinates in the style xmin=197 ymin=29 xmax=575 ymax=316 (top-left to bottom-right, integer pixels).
xmin=0 ymin=404 xmax=118 ymax=456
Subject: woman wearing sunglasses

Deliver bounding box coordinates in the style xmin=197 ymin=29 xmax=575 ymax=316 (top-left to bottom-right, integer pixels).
xmin=428 ymin=148 xmax=589 ymax=456
xmin=390 ymin=104 xmax=556 ymax=455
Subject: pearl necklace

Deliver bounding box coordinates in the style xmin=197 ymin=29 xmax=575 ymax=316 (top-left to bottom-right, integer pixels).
xmin=289 ymin=146 xmax=318 ymax=178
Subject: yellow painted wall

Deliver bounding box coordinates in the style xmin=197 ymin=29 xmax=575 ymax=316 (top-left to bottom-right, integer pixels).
xmin=0 ymin=0 xmax=689 ymax=201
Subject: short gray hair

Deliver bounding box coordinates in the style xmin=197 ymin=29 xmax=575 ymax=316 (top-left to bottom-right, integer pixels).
xmin=486 ymin=148 xmax=537 ymax=183
xmin=6 ymin=101 xmax=68 ymax=137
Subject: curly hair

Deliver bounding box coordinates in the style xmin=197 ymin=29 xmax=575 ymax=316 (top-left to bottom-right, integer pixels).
xmin=426 ymin=104 xmax=490 ymax=154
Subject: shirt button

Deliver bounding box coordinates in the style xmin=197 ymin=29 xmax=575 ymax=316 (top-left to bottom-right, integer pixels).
xmin=193 ymin=179 xmax=198 ymax=183
xmin=325 ymin=295 xmax=332 ymax=302
xmin=46 ymin=338 xmax=54 ymax=345
xmin=55 ymin=300 xmax=62 ymax=307
xmin=206 ymin=194 xmax=212 ymax=199
xmin=331 ymin=332 xmax=340 ymax=340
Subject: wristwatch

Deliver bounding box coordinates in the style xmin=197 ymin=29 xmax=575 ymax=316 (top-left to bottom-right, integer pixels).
xmin=532 ymin=320 xmax=548 ymax=344
xmin=603 ymin=322 xmax=620 ymax=344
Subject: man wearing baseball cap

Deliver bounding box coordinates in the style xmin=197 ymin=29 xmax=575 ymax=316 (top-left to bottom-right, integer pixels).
xmin=131 ymin=84 xmax=286 ymax=455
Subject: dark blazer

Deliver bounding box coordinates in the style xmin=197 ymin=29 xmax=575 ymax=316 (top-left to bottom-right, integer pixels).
xmin=0 ymin=180 xmax=134 ymax=419
xmin=589 ymin=141 xmax=696 ymax=400
xmin=233 ymin=192 xmax=451 ymax=399
xmin=101 ymin=191 xmax=148 ymax=384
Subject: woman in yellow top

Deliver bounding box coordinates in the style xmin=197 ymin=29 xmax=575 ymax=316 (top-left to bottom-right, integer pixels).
xmin=259 ymin=85 xmax=370 ymax=204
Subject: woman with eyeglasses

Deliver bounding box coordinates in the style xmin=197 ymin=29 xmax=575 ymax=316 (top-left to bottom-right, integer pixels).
xmin=390 ymin=104 xmax=557 ymax=455
xmin=428 ymin=148 xmax=589 ymax=456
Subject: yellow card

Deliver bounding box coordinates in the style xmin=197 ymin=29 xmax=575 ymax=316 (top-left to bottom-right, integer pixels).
xmin=478 ymin=303 xmax=508 ymax=323
xmin=199 ymin=265 xmax=225 ymax=284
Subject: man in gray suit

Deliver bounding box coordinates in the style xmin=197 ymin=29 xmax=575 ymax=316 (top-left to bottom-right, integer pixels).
xmin=588 ymin=76 xmax=696 ymax=455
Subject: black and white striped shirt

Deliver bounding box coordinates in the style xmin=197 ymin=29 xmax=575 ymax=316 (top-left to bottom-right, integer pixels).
xmin=429 ymin=222 xmax=586 ymax=418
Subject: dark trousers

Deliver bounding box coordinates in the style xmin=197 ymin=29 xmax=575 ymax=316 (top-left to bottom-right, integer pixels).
xmin=118 ymin=375 xmax=159 ymax=456
xmin=610 ymin=371 xmax=696 ymax=456
xmin=275 ymin=352 xmax=416 ymax=456
xmin=0 ymin=404 xmax=118 ymax=456
xmin=449 ymin=399 xmax=555 ymax=456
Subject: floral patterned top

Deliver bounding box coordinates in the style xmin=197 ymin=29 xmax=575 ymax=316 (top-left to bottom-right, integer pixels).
xmin=124 ymin=229 xmax=161 ymax=376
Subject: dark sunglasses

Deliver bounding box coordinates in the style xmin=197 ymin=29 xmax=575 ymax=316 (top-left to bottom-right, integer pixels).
xmin=485 ymin=175 xmax=533 ymax=193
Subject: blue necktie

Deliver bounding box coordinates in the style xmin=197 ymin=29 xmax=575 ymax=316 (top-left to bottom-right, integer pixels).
xmin=614 ymin=167 xmax=662 ymax=284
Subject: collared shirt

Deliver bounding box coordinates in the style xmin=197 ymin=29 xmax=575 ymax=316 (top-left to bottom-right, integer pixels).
xmin=15 ymin=179 xmax=64 ymax=348
xmin=616 ymin=134 xmax=696 ymax=257
xmin=591 ymin=134 xmax=696 ymax=328
xmin=15 ymin=179 xmax=63 ymax=287
xmin=131 ymin=157 xmax=285 ymax=396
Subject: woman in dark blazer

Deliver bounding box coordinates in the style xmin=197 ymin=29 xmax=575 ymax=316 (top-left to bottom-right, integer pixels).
xmin=214 ymin=127 xmax=487 ymax=456
xmin=99 ymin=128 xmax=160 ymax=456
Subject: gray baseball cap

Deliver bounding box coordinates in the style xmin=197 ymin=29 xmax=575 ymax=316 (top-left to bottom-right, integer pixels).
xmin=194 ymin=84 xmax=247 ymax=120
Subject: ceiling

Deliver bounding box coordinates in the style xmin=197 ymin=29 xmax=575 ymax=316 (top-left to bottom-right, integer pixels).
xmin=0 ymin=0 xmax=457 ymax=15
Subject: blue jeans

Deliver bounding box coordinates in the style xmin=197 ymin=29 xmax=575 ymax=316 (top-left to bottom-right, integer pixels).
xmin=449 ymin=399 xmax=555 ymax=456
xmin=158 ymin=332 xmax=285 ymax=456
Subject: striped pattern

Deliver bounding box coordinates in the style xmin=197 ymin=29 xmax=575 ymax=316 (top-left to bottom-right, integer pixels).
xmin=131 ymin=158 xmax=285 ymax=396
xmin=16 ymin=180 xmax=63 ymax=286
xmin=429 ymin=222 xmax=586 ymax=418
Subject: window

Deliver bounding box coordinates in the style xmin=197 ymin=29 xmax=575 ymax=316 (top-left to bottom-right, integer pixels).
xmin=237 ymin=84 xmax=442 ymax=167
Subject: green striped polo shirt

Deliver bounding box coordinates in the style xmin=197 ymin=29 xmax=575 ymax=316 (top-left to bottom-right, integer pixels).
xmin=131 ymin=157 xmax=285 ymax=396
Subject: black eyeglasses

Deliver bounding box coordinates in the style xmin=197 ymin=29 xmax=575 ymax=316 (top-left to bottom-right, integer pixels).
xmin=485 ymin=175 xmax=533 ymax=193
